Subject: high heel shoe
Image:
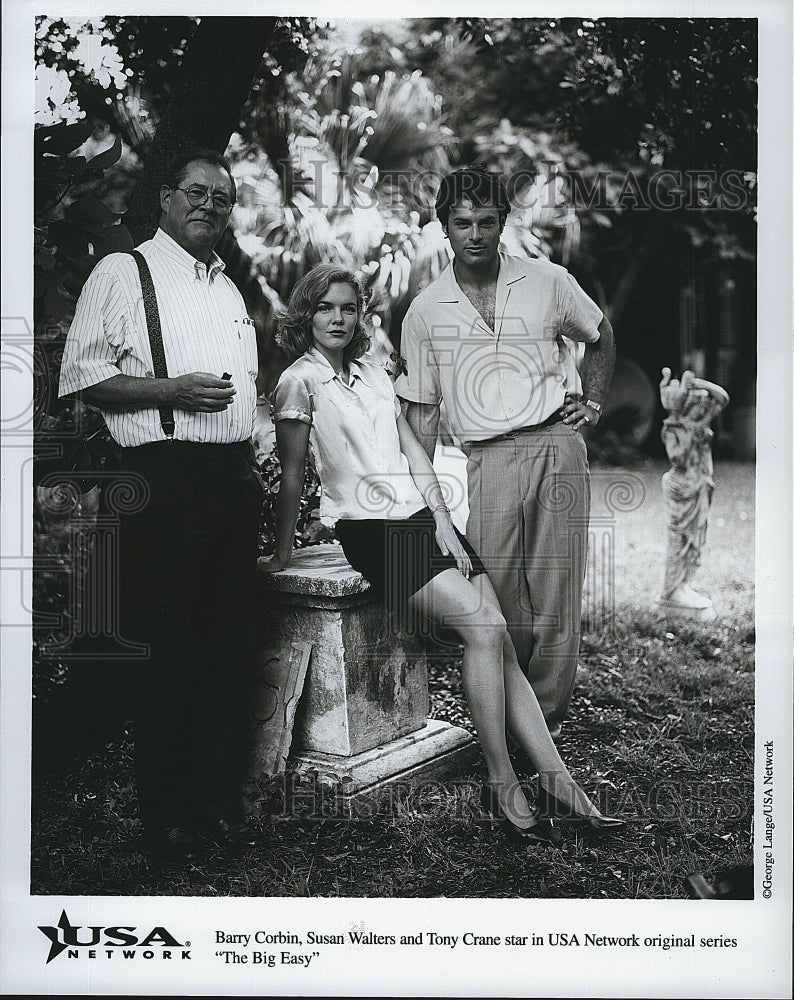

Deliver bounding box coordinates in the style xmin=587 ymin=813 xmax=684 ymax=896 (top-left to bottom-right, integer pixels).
xmin=480 ymin=785 xmax=562 ymax=846
xmin=537 ymin=786 xmax=626 ymax=832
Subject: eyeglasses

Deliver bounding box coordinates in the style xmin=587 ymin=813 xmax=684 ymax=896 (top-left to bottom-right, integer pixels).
xmin=173 ymin=186 xmax=234 ymax=214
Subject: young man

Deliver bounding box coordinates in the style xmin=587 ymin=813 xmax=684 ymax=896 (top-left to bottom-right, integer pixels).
xmin=59 ymin=148 xmax=264 ymax=861
xmin=396 ymin=167 xmax=615 ymax=738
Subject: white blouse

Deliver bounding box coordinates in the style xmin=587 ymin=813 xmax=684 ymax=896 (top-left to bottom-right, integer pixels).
xmin=272 ymin=349 xmax=426 ymax=525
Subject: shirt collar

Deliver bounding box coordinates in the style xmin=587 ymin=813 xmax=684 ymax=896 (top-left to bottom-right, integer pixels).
xmin=305 ymin=348 xmax=375 ymax=387
xmin=153 ymin=228 xmax=226 ymax=282
xmin=434 ymin=247 xmax=526 ymax=304
xmin=349 ymin=357 xmax=377 ymax=386
xmin=306 ymin=348 xmax=345 ymax=385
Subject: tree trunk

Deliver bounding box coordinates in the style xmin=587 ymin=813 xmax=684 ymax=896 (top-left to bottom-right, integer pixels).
xmin=124 ymin=16 xmax=278 ymax=243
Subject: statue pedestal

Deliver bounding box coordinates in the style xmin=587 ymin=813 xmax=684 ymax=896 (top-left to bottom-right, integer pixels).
xmin=252 ymin=544 xmax=475 ymax=812
xmin=654 ymin=595 xmax=717 ymax=623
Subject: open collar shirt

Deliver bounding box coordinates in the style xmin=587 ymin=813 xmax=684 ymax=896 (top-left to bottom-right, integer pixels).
xmin=395 ymin=249 xmax=603 ymax=443
xmin=59 ymin=228 xmax=257 ymax=447
xmin=272 ymin=348 xmax=426 ymax=525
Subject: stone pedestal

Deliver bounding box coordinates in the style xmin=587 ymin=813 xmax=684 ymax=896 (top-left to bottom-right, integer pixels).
xmin=254 ymin=544 xmax=475 ymax=810
xmin=654 ymin=595 xmax=717 ymax=623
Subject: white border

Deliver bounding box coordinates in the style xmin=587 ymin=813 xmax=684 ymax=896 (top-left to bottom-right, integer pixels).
xmin=2 ymin=2 xmax=792 ymax=996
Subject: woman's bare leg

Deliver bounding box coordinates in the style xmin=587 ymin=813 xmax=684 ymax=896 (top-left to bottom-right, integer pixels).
xmin=407 ymin=568 xmax=538 ymax=829
xmin=470 ymin=574 xmax=602 ymax=818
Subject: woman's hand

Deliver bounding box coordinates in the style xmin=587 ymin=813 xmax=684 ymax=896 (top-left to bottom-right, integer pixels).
xmin=394 ymin=411 xmax=472 ymax=579
xmin=433 ymin=510 xmax=473 ymax=579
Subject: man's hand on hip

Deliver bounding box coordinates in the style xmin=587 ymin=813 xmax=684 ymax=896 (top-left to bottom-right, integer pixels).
xmin=171 ymin=372 xmax=236 ymax=412
xmin=560 ymin=392 xmax=600 ymax=431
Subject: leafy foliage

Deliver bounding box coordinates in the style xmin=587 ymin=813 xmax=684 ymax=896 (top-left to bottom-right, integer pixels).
xmin=230 ymin=53 xmax=455 ymax=357
xmin=33 ymin=115 xmax=135 ymax=736
xmin=559 ymin=19 xmax=757 ymax=173
xmin=35 ymin=124 xmax=132 ymax=291
xmin=35 ymin=17 xmax=132 ymax=125
xmin=34 ymin=119 xmax=132 ymax=477
xmin=349 ymin=17 xmax=757 ymax=319
xmin=257 ymin=447 xmax=333 ymax=556
xmin=408 ymin=17 xmax=756 ymax=177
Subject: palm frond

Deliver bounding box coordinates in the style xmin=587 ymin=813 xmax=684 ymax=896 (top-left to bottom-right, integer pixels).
xmin=363 ymin=71 xmax=453 ymax=173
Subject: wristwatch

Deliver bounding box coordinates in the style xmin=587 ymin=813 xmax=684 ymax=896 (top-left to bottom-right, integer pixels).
xmin=583 ymin=398 xmax=602 ymax=415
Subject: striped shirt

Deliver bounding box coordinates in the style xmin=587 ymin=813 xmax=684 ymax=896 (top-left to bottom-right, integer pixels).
xmin=58 ymin=228 xmax=257 ymax=447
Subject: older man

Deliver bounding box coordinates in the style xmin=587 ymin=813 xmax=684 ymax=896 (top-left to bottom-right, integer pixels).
xmin=396 ymin=167 xmax=615 ymax=738
xmin=59 ymin=147 xmax=263 ymax=861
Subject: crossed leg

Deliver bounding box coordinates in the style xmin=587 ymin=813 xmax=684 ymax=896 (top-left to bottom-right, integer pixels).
xmin=408 ymin=567 xmax=603 ymax=823
xmin=408 ymin=567 xmax=538 ymax=830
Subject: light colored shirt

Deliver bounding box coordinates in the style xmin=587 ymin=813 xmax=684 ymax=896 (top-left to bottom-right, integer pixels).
xmin=59 ymin=228 xmax=257 ymax=447
xmin=272 ymin=349 xmax=426 ymax=525
xmin=395 ymin=250 xmax=603 ymax=443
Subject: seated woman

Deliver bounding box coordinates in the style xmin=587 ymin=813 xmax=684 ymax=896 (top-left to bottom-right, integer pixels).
xmin=261 ymin=263 xmax=623 ymax=844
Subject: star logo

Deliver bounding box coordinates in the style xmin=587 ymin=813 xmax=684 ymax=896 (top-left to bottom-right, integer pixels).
xmin=38 ymin=909 xmax=75 ymax=964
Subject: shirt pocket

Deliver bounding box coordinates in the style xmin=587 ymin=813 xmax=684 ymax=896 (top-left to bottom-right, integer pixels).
xmin=232 ymin=315 xmax=258 ymax=374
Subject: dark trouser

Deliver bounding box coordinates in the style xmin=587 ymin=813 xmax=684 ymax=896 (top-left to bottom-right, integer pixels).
xmin=465 ymin=424 xmax=590 ymax=734
xmin=112 ymin=440 xmax=264 ymax=830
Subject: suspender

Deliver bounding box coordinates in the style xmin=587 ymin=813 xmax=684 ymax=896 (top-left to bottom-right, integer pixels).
xmin=129 ymin=250 xmax=175 ymax=440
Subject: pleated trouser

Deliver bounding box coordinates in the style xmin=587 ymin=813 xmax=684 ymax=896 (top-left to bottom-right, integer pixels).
xmin=465 ymin=423 xmax=590 ymax=733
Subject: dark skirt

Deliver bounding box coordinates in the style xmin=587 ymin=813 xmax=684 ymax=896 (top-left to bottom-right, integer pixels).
xmin=334 ymin=506 xmax=486 ymax=612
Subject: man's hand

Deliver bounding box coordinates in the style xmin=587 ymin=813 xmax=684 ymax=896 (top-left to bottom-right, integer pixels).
xmin=171 ymin=373 xmax=236 ymax=412
xmin=560 ymin=393 xmax=600 ymax=431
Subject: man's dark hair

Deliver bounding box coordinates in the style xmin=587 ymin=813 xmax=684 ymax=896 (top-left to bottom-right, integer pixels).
xmin=164 ymin=146 xmax=237 ymax=203
xmin=435 ymin=166 xmax=510 ymax=228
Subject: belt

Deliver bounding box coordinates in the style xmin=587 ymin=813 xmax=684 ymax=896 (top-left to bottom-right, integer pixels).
xmin=474 ymin=411 xmax=563 ymax=445
xmin=121 ymin=439 xmax=252 ymax=458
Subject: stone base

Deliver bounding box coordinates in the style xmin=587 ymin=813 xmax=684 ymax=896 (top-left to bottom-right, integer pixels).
xmin=289 ymin=719 xmax=477 ymax=813
xmin=259 ymin=544 xmax=430 ymax=756
xmin=654 ymin=596 xmax=717 ymax=622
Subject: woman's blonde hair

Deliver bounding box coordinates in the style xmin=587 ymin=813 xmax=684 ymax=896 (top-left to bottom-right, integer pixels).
xmin=277 ymin=264 xmax=370 ymax=362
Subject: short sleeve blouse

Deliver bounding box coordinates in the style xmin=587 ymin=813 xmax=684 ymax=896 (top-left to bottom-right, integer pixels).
xmin=272 ymin=349 xmax=426 ymax=525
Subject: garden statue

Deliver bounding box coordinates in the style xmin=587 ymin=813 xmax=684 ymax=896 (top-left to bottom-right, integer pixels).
xmin=656 ymin=368 xmax=730 ymax=621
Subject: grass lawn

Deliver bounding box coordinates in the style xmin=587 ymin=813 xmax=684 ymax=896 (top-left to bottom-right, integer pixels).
xmin=30 ymin=461 xmax=755 ymax=898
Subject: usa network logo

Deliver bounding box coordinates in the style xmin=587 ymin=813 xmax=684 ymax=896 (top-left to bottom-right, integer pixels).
xmin=38 ymin=909 xmax=191 ymax=963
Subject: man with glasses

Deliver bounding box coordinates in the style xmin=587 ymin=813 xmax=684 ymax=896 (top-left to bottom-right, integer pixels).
xmin=59 ymin=148 xmax=264 ymax=862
